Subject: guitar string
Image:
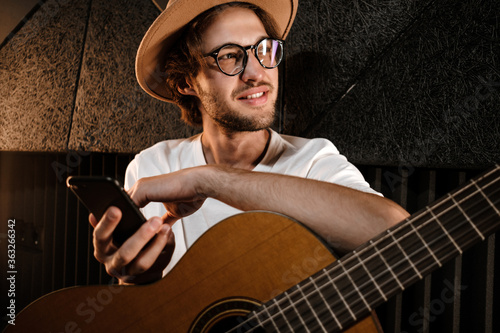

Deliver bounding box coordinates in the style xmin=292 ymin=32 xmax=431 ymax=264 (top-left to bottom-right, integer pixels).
xmin=268 ymin=174 xmax=500 ymax=332
xmin=230 ymin=170 xmax=500 ymax=332
xmin=335 ymin=213 xmax=500 ymax=330
xmin=266 ymin=175 xmax=500 ymax=332
xmin=313 ymin=209 xmax=500 ymax=331
xmin=261 ymin=199 xmax=500 ymax=333
xmin=257 ymin=177 xmax=500 ymax=333
xmin=228 ymin=167 xmax=500 ymax=333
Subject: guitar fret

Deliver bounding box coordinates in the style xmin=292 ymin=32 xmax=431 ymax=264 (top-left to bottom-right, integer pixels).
xmin=324 ymin=268 xmax=357 ymax=321
xmin=248 ymin=311 xmax=265 ymax=331
xmin=261 ymin=305 xmax=280 ymax=332
xmin=290 ymin=284 xmax=326 ymax=330
xmin=386 ymin=229 xmax=422 ymax=280
xmin=370 ymin=240 xmax=405 ymax=290
xmin=448 ymin=194 xmax=485 ymax=240
xmin=272 ymin=288 xmax=309 ymax=330
xmin=309 ymin=276 xmax=343 ymax=330
xmin=284 ymin=291 xmax=311 ymax=332
xmin=272 ymin=298 xmax=294 ymax=332
xmin=410 ymin=223 xmax=443 ymax=267
xmin=427 ymin=207 xmax=461 ymax=255
xmin=338 ymin=260 xmax=371 ymax=311
xmin=297 ymin=283 xmax=328 ymax=332
xmin=473 ymin=180 xmax=500 ymax=216
xmin=353 ymin=250 xmax=387 ymax=302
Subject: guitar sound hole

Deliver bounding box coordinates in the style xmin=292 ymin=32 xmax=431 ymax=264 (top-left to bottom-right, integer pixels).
xmin=190 ymin=297 xmax=265 ymax=333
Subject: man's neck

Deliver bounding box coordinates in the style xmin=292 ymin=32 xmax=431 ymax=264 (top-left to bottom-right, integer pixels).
xmin=201 ymin=125 xmax=271 ymax=171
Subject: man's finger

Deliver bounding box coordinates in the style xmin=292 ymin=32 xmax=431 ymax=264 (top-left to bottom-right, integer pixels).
xmin=89 ymin=213 xmax=98 ymax=228
xmin=111 ymin=217 xmax=164 ymax=269
xmin=93 ymin=206 xmax=122 ymax=247
xmin=129 ymin=224 xmax=173 ymax=277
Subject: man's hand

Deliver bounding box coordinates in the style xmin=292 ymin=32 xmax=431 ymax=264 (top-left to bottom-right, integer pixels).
xmin=89 ymin=167 xmax=208 ymax=285
xmin=89 ymin=206 xmax=175 ymax=284
xmin=127 ymin=167 xmax=207 ymax=225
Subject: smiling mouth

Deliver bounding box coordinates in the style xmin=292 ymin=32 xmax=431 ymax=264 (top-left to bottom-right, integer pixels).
xmin=240 ymin=92 xmax=265 ymax=100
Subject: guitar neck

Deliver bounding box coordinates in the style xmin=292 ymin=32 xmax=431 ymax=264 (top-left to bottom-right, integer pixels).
xmin=239 ymin=165 xmax=500 ymax=333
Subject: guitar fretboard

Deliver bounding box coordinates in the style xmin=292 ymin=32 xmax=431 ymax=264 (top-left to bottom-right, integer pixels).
xmin=233 ymin=165 xmax=500 ymax=333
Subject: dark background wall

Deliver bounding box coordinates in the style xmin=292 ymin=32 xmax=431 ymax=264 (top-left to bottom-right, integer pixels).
xmin=0 ymin=0 xmax=498 ymax=166
xmin=285 ymin=0 xmax=500 ymax=168
xmin=0 ymin=0 xmax=499 ymax=331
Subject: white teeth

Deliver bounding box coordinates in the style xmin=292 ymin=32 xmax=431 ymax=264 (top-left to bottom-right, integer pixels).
xmin=244 ymin=92 xmax=264 ymax=99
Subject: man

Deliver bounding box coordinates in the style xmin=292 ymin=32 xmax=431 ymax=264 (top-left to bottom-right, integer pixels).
xmin=90 ymin=0 xmax=409 ymax=285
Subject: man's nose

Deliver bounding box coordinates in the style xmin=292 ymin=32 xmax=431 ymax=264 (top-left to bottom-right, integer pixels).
xmin=240 ymin=51 xmax=266 ymax=82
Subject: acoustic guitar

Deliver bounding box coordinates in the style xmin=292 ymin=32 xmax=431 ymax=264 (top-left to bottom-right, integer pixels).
xmin=5 ymin=165 xmax=500 ymax=332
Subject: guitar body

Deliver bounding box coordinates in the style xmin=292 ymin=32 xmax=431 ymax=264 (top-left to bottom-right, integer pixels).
xmin=7 ymin=212 xmax=380 ymax=332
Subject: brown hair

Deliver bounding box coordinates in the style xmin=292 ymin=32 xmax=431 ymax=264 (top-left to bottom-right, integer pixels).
xmin=163 ymin=2 xmax=279 ymax=127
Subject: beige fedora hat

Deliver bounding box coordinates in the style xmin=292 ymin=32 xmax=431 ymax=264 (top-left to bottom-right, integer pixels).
xmin=135 ymin=0 xmax=299 ymax=102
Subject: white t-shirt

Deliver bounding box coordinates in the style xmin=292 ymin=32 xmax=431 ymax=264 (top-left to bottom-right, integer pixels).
xmin=125 ymin=129 xmax=379 ymax=274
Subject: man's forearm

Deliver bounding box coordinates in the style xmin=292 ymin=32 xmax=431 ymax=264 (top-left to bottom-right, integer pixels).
xmin=202 ymin=166 xmax=410 ymax=253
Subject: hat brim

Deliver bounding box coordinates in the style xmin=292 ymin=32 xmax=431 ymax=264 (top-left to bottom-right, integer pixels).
xmin=135 ymin=0 xmax=298 ymax=102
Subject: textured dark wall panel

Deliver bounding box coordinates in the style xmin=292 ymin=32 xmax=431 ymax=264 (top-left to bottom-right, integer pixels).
xmin=283 ymin=0 xmax=428 ymax=133
xmin=285 ymin=0 xmax=500 ymax=168
xmin=67 ymin=0 xmax=196 ymax=153
xmin=0 ymin=0 xmax=89 ymax=151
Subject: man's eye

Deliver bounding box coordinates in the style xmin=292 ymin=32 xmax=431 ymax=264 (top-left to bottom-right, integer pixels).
xmin=219 ymin=53 xmax=239 ymax=61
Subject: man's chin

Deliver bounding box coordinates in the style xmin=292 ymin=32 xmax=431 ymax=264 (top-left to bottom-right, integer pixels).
xmin=215 ymin=114 xmax=275 ymax=134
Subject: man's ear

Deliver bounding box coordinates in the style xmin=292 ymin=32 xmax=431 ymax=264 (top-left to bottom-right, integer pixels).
xmin=177 ymin=77 xmax=198 ymax=97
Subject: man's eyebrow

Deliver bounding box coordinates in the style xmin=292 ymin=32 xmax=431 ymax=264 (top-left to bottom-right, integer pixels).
xmin=206 ymin=35 xmax=271 ymax=54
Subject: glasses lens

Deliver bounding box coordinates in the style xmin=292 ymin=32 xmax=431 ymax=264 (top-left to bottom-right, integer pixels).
xmin=217 ymin=45 xmax=246 ymax=75
xmin=257 ymin=39 xmax=283 ymax=68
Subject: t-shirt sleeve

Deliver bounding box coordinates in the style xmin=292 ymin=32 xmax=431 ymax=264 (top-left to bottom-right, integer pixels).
xmin=307 ymin=154 xmax=381 ymax=196
xmin=124 ymin=157 xmax=139 ymax=191
xmin=302 ymin=139 xmax=381 ymax=196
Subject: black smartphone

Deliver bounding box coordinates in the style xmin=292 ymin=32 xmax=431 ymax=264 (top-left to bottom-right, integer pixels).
xmin=66 ymin=176 xmax=147 ymax=246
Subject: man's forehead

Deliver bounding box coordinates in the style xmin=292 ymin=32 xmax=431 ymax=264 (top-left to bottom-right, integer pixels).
xmin=199 ymin=6 xmax=268 ymax=51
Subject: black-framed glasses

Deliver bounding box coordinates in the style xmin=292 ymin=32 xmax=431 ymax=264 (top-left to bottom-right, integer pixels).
xmin=204 ymin=38 xmax=284 ymax=76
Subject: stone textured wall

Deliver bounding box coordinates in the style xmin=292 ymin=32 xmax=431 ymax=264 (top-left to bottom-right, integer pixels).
xmin=67 ymin=0 xmax=196 ymax=153
xmin=0 ymin=0 xmax=89 ymax=151
xmin=0 ymin=0 xmax=196 ymax=153
xmin=1 ymin=0 xmax=499 ymax=167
